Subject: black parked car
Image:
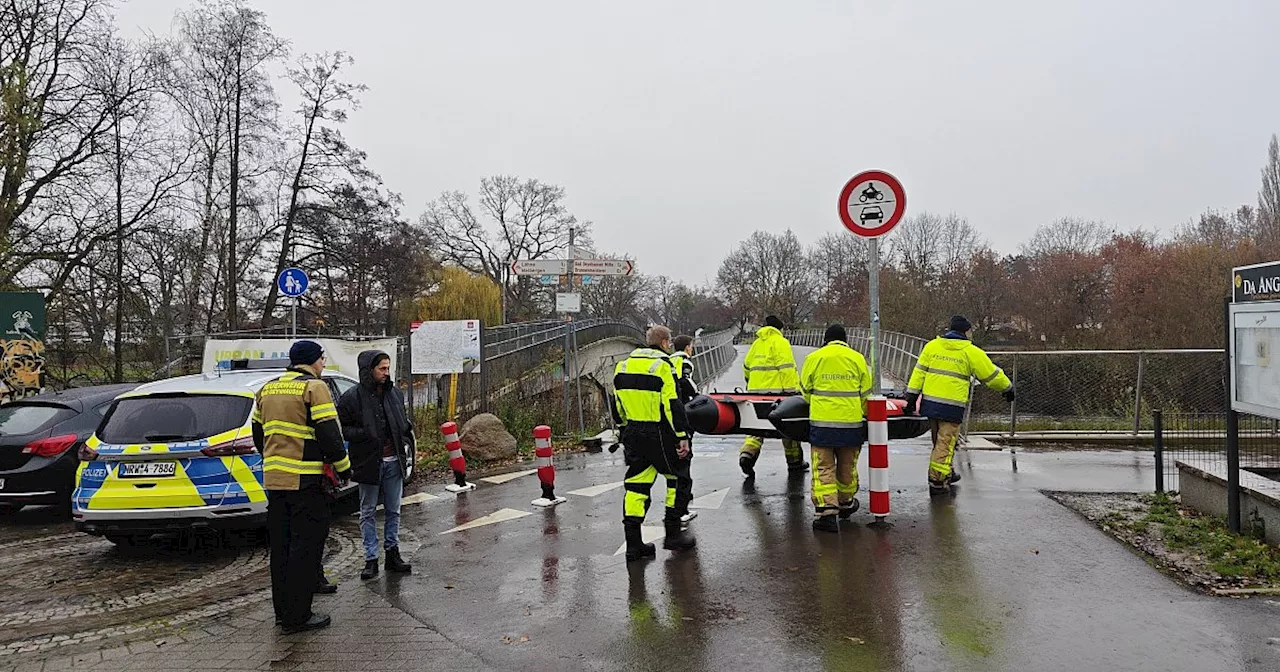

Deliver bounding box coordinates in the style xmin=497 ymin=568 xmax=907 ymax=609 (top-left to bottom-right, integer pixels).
xmin=0 ymin=384 xmax=138 ymax=514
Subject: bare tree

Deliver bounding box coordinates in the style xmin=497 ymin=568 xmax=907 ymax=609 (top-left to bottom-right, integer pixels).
xmin=421 ymin=176 xmax=586 ymax=321
xmin=715 ymin=229 xmax=814 ymax=327
xmin=260 ymin=51 xmax=366 ymax=326
xmin=1021 ymin=217 xmax=1113 ymax=257
xmin=809 ymin=232 xmax=868 ymax=324
xmin=0 ymin=0 xmax=117 ymax=283
xmin=175 ymin=0 xmax=287 ymax=330
xmin=1258 ymin=134 xmax=1280 ymax=254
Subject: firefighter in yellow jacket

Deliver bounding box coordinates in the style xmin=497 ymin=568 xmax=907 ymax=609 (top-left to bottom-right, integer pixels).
xmin=252 ymin=340 xmax=352 ymax=634
xmin=611 ymin=326 xmax=697 ymax=562
xmin=905 ymin=316 xmax=1014 ymax=495
xmin=799 ymin=324 xmax=872 ymax=532
xmin=740 ymin=316 xmax=807 ymax=477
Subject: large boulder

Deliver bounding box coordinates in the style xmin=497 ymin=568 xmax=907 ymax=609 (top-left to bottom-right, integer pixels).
xmin=458 ymin=413 xmax=518 ymax=461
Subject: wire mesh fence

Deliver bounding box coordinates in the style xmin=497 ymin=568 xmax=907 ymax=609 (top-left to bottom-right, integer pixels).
xmin=971 ymin=350 xmax=1226 ymax=434
xmin=1155 ymin=409 xmax=1280 ymax=523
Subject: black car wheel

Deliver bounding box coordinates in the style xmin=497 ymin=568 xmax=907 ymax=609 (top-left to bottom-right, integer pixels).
xmin=404 ymin=442 xmax=417 ymax=484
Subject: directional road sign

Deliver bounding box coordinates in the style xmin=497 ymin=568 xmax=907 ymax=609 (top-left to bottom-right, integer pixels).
xmin=838 ymin=170 xmax=906 ymax=238
xmin=572 ymin=259 xmax=634 ymax=276
xmin=511 ymin=259 xmax=569 ymax=276
xmin=539 ymin=274 xmax=559 ymax=286
xmin=556 ymin=292 xmax=582 ymax=313
xmin=278 ymin=267 xmax=310 ymax=297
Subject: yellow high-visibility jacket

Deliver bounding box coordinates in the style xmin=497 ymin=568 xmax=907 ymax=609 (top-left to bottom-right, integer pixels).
xmin=907 ymin=334 xmax=1010 ymax=422
xmin=743 ymin=326 xmax=799 ymax=393
xmin=800 ymin=340 xmax=872 ymax=429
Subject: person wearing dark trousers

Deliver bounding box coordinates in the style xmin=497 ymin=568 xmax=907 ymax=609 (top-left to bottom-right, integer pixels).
xmin=252 ymin=340 xmax=351 ymax=634
xmin=338 ymin=349 xmax=415 ymax=580
xmin=668 ymin=334 xmax=698 ymax=523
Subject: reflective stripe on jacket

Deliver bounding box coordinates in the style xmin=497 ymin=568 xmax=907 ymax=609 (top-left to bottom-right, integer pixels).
xmin=743 ymin=326 xmax=799 ymax=393
xmin=612 ymin=348 xmax=689 ymax=443
xmin=907 ymin=333 xmax=1011 ymax=422
xmin=252 ymin=367 xmax=351 ymax=490
xmin=800 ymin=340 xmax=872 ymax=429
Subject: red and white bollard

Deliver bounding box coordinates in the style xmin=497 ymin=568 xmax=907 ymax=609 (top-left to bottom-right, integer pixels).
xmin=867 ymin=396 xmax=890 ymax=524
xmin=531 ymin=425 xmax=566 ymax=508
xmin=441 ymin=421 xmax=476 ymax=493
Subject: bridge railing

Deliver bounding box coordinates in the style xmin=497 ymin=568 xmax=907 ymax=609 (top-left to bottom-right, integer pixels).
xmin=734 ymin=327 xmax=927 ymax=387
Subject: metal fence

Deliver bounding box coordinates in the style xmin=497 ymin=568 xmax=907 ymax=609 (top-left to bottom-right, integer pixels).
xmin=1154 ymin=410 xmax=1280 ymax=533
xmin=973 ymin=350 xmax=1226 ymax=435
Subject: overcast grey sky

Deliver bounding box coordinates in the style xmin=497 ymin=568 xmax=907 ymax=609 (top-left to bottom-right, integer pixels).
xmin=116 ymin=0 xmax=1280 ymax=286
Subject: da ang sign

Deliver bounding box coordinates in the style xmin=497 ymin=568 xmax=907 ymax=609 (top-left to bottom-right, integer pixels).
xmin=1234 ymin=261 xmax=1280 ymax=303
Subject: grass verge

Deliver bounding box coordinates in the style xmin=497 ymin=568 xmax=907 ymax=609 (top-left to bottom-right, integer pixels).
xmin=1048 ymin=490 xmax=1280 ymax=593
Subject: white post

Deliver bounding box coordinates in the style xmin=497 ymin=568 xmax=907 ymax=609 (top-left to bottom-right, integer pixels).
xmin=291 ymin=297 xmax=297 ymax=339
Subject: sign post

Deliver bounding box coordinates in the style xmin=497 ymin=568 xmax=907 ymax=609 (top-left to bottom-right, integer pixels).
xmin=277 ymin=267 xmax=310 ymax=339
xmin=510 ymin=245 xmax=635 ymax=437
xmin=838 ymin=170 xmax=906 ymax=395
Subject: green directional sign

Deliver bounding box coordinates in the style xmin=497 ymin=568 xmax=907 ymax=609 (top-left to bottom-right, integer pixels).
xmin=0 ymin=292 xmax=47 ymax=400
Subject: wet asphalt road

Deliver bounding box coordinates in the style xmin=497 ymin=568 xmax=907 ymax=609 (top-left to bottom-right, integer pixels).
xmin=357 ymin=345 xmax=1280 ymax=672
xmin=366 ymin=439 xmax=1280 ymax=672
xmin=4 ymin=344 xmax=1280 ymax=671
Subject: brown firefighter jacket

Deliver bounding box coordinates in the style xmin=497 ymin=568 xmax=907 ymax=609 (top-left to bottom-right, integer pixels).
xmin=251 ymin=366 xmax=351 ymax=491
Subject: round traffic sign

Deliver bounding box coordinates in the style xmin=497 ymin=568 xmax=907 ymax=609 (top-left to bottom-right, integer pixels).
xmin=278 ymin=267 xmax=310 ymax=297
xmin=838 ymin=170 xmax=906 ymax=238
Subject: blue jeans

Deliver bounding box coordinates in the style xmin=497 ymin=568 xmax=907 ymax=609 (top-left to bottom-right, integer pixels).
xmin=359 ymin=459 xmax=403 ymax=561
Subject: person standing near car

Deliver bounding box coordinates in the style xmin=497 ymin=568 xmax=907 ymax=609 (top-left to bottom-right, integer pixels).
xmin=338 ymin=349 xmax=414 ymax=580
xmin=252 ymin=340 xmax=351 ymax=634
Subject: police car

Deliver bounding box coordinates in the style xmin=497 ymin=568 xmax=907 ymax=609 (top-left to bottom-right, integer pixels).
xmin=72 ymin=359 xmax=362 ymax=545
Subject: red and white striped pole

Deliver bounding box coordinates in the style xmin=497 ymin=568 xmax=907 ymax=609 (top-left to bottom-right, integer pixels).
xmin=531 ymin=425 xmax=566 ymax=507
xmin=441 ymin=421 xmax=476 ymax=493
xmin=867 ymin=396 xmax=890 ymax=523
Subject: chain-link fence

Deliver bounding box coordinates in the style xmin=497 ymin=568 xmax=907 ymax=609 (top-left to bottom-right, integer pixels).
xmin=970 ymin=350 xmax=1226 ymax=435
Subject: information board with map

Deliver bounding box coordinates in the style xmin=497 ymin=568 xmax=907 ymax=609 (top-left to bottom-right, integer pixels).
xmin=411 ymin=320 xmax=482 ymax=375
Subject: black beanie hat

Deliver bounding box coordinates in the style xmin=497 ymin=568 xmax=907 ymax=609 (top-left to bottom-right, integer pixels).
xmin=765 ymin=315 xmax=784 ymax=330
xmin=949 ymin=315 xmax=972 ymax=333
xmin=824 ymin=323 xmax=847 ymax=344
xmin=289 ymin=340 xmax=324 ymax=366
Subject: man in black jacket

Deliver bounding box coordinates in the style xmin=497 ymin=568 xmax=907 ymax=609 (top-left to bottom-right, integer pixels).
xmin=337 ymin=350 xmax=415 ymax=580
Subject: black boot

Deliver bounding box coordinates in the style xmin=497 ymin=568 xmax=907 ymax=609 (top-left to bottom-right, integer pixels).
xmin=386 ymin=547 xmax=412 ymax=574
xmin=281 ymin=613 xmax=331 ymax=634
xmin=812 ymin=515 xmax=839 ymax=533
xmin=928 ymin=480 xmax=950 ymax=496
xmin=662 ymin=520 xmax=697 ymax=552
xmin=787 ymin=460 xmax=810 ymax=474
xmin=739 ymin=453 xmax=757 ymax=478
xmin=838 ymin=499 xmax=860 ymax=519
xmin=360 ymin=558 xmax=379 ymax=580
xmin=946 ymin=471 xmax=962 ymax=485
xmin=624 ymin=521 xmax=656 ymax=562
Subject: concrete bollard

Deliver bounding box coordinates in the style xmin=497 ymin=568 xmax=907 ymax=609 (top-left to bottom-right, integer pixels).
xmin=531 ymin=425 xmax=567 ymax=507
xmin=868 ymin=396 xmax=890 ymax=523
xmin=441 ymin=421 xmax=476 ymax=493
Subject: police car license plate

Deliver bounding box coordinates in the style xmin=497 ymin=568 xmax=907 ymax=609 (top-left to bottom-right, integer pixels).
xmin=120 ymin=462 xmax=176 ymax=478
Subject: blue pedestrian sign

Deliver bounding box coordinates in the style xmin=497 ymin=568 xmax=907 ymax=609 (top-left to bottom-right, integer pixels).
xmin=278 ymin=267 xmax=309 ymax=297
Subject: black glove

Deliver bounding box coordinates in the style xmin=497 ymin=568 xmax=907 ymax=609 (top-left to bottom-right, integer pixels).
xmin=904 ymin=393 xmax=920 ymax=415
xmin=338 ymin=468 xmax=353 ymax=483
xmin=1002 ymin=388 xmax=1016 ymax=403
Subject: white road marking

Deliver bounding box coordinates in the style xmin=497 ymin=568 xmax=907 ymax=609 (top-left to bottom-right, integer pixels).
xmin=613 ymin=525 xmax=666 ymax=556
xmin=567 ymin=481 xmax=624 ymax=497
xmin=688 ymin=488 xmax=729 ymax=510
xmin=480 ymin=469 xmax=538 ymax=485
xmin=440 ymin=508 xmax=532 ymax=534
